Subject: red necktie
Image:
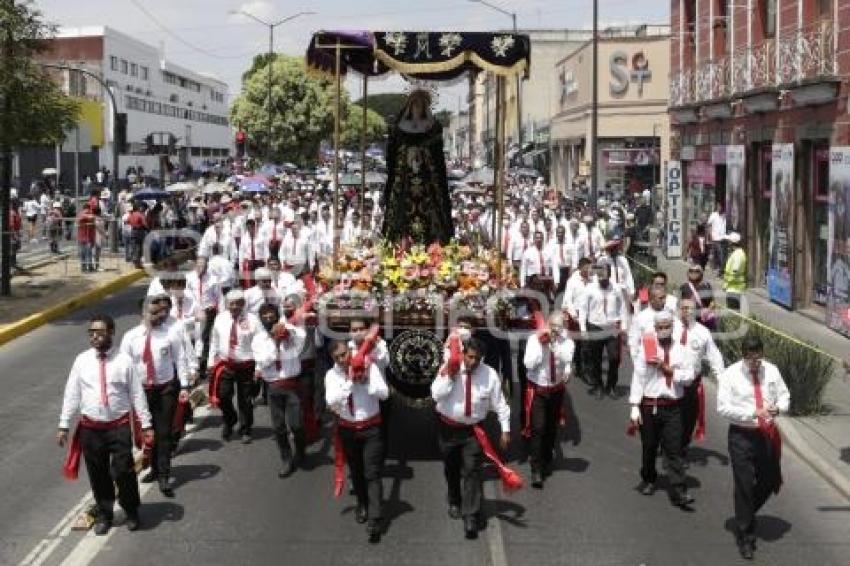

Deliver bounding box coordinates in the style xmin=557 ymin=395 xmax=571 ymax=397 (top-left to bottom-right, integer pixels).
xmin=502 ymin=232 xmax=509 ymax=253
xmin=271 ymin=219 xmax=279 ymax=245
xmin=250 ymin=233 xmax=256 ymax=261
xmin=523 ymin=239 xmax=528 ymax=251
xmin=177 ymin=298 xmax=183 ymax=320
xmin=680 ymin=324 xmax=688 ymax=345
xmin=559 ymin=243 xmax=565 ymax=264
xmin=602 ymin=291 xmax=607 ymax=319
xmin=98 ymin=352 xmax=109 ymax=407
xmin=229 ymin=318 xmax=238 ymax=359
xmin=751 ymin=367 xmax=765 ymax=427
xmin=612 ymin=260 xmax=619 ymax=283
xmin=142 ymin=331 xmax=155 ymax=386
xmin=662 ymin=344 xmax=672 ymax=388
xmin=549 ymin=348 xmax=556 ymax=384
xmin=275 ymin=338 xmax=282 ymax=372
xmin=198 ymin=275 xmax=204 ymax=307
xmin=347 ymin=368 xmax=355 ymax=416
xmin=587 ymin=231 xmax=591 ymax=254
xmin=464 ymin=370 xmax=473 ymax=417
xmin=538 ymin=250 xmax=546 ymax=276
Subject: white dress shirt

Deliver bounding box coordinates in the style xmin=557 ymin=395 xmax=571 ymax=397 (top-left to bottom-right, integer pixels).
xmin=186 ymin=270 xmax=222 ymax=312
xmin=120 ymin=323 xmax=190 ymax=388
xmin=628 ymin=307 xmax=681 ymax=360
xmin=578 ymin=282 xmax=626 ymax=332
xmin=59 ymin=348 xmax=152 ymax=429
xmin=564 ymin=271 xmax=595 ymax=318
xmin=244 ymin=285 xmax=281 ymax=316
xmin=207 ymin=310 xmax=262 ymax=365
xmin=198 ymin=224 xmax=235 ymax=260
xmin=520 ymin=245 xmax=557 ymax=286
xmin=674 ymin=320 xmax=725 ymax=378
xmin=251 ymin=324 xmax=306 ymax=382
xmin=605 ymin=253 xmax=635 ymax=296
xmin=628 ymin=335 xmax=695 ymax=404
xmin=431 ymin=362 xmax=511 ymax=432
xmin=348 ymin=338 xmax=390 ymax=372
xmin=523 ymin=333 xmax=574 ymax=386
xmin=717 ymin=360 xmax=790 ymax=428
xmin=509 ymin=235 xmax=531 ymax=263
xmin=238 ymin=230 xmax=269 ymax=264
xmin=325 ymin=362 xmax=389 ymax=421
xmin=281 ymin=230 xmax=312 ymax=270
xmin=545 ymin=238 xmax=573 ymax=273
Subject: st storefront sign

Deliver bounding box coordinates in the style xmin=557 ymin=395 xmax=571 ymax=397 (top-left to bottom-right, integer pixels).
xmin=666 ymin=160 xmax=683 ymax=258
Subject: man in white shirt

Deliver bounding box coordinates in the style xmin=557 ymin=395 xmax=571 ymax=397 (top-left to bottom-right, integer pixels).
xmin=431 ymin=338 xmax=512 ymax=540
xmin=120 ymin=296 xmax=190 ymax=497
xmin=252 ymin=303 xmax=307 ymax=477
xmin=718 ymin=335 xmax=790 ymax=560
xmin=522 ymin=314 xmax=574 ymax=488
xmin=238 ymin=217 xmax=268 ymax=288
xmin=578 ymin=259 xmax=626 ymax=399
xmin=207 ymin=290 xmax=263 ymax=443
xmin=546 ymin=225 xmax=573 ymax=297
xmin=520 ymin=231 xmax=555 ymax=291
xmin=510 ymin=221 xmax=532 ymax=270
xmin=58 ymin=314 xmax=153 ymax=535
xmin=706 ymin=202 xmax=727 ymax=275
xmin=325 ymin=340 xmax=388 ymax=543
xmin=244 ymin=267 xmax=281 ymax=316
xmin=628 ymin=310 xmax=696 ymax=508
xmin=580 ymin=215 xmax=605 ymax=261
xmin=186 ymin=257 xmax=222 ymax=378
xmin=261 ymin=206 xmax=286 ymax=260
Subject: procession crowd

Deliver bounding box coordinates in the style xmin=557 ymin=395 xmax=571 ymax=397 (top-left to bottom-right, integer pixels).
xmin=56 ymin=172 xmax=784 ymax=559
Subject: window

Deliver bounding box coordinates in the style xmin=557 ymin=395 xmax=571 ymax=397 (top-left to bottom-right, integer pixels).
xmin=120 ymin=59 xmax=128 ymax=74
xmin=819 ymin=0 xmax=833 ymax=17
xmin=110 ymin=56 xmax=118 ymax=71
xmin=141 ymin=66 xmax=148 ymax=80
xmin=130 ymin=63 xmax=138 ymax=77
xmin=762 ymin=0 xmax=776 ymax=38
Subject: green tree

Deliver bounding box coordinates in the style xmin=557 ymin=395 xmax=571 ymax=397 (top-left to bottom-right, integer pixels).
xmin=1 ymin=0 xmax=80 ymax=295
xmin=230 ymin=54 xmax=336 ymax=165
xmin=340 ymin=104 xmax=387 ymax=149
xmin=355 ymin=93 xmax=406 ymax=122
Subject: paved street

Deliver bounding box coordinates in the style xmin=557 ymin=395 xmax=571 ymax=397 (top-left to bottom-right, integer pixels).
xmin=1 ymin=285 xmax=849 ymax=566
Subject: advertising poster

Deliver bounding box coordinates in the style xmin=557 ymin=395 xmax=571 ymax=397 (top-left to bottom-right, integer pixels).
xmin=666 ymin=160 xmax=683 ymax=258
xmin=726 ymin=145 xmax=746 ymax=235
xmin=826 ymin=147 xmax=850 ymax=336
xmin=767 ymin=144 xmax=794 ymax=308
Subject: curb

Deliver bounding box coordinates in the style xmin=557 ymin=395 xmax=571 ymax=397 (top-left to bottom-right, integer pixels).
xmin=776 ymin=416 xmax=850 ymax=501
xmin=0 ymin=269 xmax=146 ymax=347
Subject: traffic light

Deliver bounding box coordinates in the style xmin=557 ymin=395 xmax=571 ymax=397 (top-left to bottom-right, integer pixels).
xmin=115 ymin=113 xmax=128 ymax=154
xmin=144 ymin=134 xmax=154 ymax=155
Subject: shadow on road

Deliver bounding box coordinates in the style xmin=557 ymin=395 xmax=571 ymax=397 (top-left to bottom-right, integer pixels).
xmin=175 ymin=437 xmax=223 ymax=457
xmin=138 ymin=502 xmax=185 ymax=530
xmin=483 ymin=498 xmax=527 ymax=529
xmin=686 ymin=445 xmax=730 ymax=467
xmin=724 ymin=515 xmax=792 ymax=542
xmin=170 ymin=463 xmax=221 ymax=489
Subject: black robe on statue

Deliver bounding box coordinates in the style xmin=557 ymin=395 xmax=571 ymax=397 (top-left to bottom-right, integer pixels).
xmin=381 ymin=121 xmax=453 ymax=244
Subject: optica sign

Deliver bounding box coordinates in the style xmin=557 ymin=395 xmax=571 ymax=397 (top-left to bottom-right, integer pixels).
xmin=666 ymin=160 xmax=683 ymax=258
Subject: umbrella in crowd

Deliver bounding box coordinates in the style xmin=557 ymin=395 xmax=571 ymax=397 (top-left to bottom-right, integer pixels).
xmin=462 ymin=167 xmax=495 ymax=186
xmin=203 ymin=181 xmax=231 ymax=195
xmin=131 ymin=187 xmax=170 ymax=201
xmin=165 ymin=182 xmax=197 ymax=194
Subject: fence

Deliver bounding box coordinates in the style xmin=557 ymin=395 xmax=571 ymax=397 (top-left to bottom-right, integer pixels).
xmin=628 ymin=255 xmax=836 ymax=416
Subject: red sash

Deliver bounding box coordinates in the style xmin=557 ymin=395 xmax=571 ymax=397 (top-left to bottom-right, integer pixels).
xmin=694 ymin=377 xmax=706 ymax=441
xmin=172 ymin=398 xmax=190 ymax=435
xmin=63 ymin=413 xmax=131 ymax=480
xmin=209 ymin=360 xmax=254 ymax=408
xmin=332 ymin=414 xmax=382 ymax=498
xmin=521 ymin=382 xmax=567 ymax=439
xmin=439 ymin=414 xmax=524 ymax=492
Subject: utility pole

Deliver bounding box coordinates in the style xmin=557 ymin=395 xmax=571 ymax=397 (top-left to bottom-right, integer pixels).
xmin=590 ymin=0 xmax=599 ymax=211
xmin=1 ymin=1 xmax=15 ymax=296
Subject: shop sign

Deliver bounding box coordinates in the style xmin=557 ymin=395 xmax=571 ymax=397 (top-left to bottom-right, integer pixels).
xmin=686 ymin=160 xmax=715 ymax=186
xmin=768 ymin=143 xmax=794 ymax=308
xmin=666 ymin=160 xmax=683 ymax=258
xmin=711 ymin=145 xmax=727 ymax=164
xmin=827 ymin=146 xmax=850 ymax=336
xmin=610 ymin=51 xmax=652 ymax=97
xmin=726 ymin=145 xmax=746 ymax=234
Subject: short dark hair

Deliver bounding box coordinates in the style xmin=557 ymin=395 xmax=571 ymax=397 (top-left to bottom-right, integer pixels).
xmin=652 ymin=271 xmax=668 ymax=283
xmin=90 ymin=314 xmax=115 ymax=332
xmin=742 ymin=335 xmax=764 ymax=355
xmin=464 ymin=337 xmax=486 ymax=357
xmin=329 ymin=339 xmax=350 ymax=355
xmin=578 ymin=257 xmax=592 ymax=268
xmin=258 ymin=303 xmax=280 ymax=318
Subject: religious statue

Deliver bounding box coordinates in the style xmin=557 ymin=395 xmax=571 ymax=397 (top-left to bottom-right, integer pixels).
xmin=381 ymin=89 xmax=453 ymax=244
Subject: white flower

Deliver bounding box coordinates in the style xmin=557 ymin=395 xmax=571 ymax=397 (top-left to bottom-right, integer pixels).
xmin=384 ymin=32 xmax=408 ymax=56
xmin=491 ymin=35 xmax=515 ymax=58
xmin=438 ymin=33 xmax=462 ymax=57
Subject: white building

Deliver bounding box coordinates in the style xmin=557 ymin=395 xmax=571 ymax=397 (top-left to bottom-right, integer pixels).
xmin=39 ymin=26 xmax=232 ymax=180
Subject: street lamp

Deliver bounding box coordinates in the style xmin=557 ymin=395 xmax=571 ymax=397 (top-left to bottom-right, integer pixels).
xmin=468 ymin=0 xmax=522 ymax=153
xmin=228 ymin=8 xmax=316 ymax=163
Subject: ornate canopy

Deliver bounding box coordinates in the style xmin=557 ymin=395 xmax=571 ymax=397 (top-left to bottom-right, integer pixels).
xmin=306 ymin=30 xmax=531 ymax=80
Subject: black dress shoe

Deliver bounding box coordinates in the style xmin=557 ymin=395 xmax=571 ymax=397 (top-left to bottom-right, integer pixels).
xmin=141 ymin=471 xmax=158 ymax=483
xmin=221 ymin=425 xmax=232 ymax=441
xmin=531 ymin=470 xmax=543 ymax=489
xmin=738 ymin=540 xmax=754 ymax=560
xmin=596 ymin=388 xmax=605 ymax=400
xmin=158 ymin=478 xmax=175 ymax=498
xmin=355 ymin=505 xmax=368 ymax=524
xmin=607 ymin=389 xmax=620 ymax=400
xmin=463 ymin=516 xmax=478 ymax=539
xmin=93 ymin=518 xmax=111 ymax=536
xmin=367 ymin=520 xmax=382 ymax=543
xmin=448 ymin=504 xmax=461 ymax=520
xmin=638 ymin=481 xmax=656 ymax=496
xmin=588 ymin=385 xmax=599 ymax=396
xmin=672 ymin=490 xmax=694 ymax=508
xmin=125 ymin=511 xmax=140 ymax=531
xmin=241 ymin=433 xmax=252 ymax=444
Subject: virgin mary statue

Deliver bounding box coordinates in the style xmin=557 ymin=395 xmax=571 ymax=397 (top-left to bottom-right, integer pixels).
xmin=381 ymin=89 xmax=453 ymax=244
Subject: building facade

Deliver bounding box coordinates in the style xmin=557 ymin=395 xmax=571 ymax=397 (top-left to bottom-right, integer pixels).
xmin=668 ymin=0 xmax=846 ymax=314
xmin=36 ymin=26 xmax=232 ymax=184
xmin=550 ymin=26 xmax=671 ymax=198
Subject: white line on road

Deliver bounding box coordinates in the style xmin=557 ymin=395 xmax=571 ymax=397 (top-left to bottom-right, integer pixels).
xmin=19 ymin=406 xmax=212 ymax=566
xmin=483 ymin=482 xmax=510 ymax=566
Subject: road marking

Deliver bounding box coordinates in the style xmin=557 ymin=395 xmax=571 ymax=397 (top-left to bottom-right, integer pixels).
xmin=19 ymin=406 xmax=211 ymax=566
xmin=483 ymin=482 xmax=510 ymax=566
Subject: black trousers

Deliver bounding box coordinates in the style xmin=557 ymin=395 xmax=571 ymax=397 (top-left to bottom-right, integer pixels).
xmin=339 ymin=425 xmax=384 ymax=521
xmin=516 ymin=338 xmax=528 ymax=420
xmin=145 ymin=380 xmax=178 ymax=477
xmin=268 ymin=385 xmax=303 ymax=463
xmin=197 ymin=308 xmax=217 ymax=378
xmin=529 ymin=388 xmax=565 ymax=473
xmin=638 ymin=403 xmax=686 ymax=491
xmin=481 ymin=330 xmax=513 ymax=390
xmin=681 ymin=377 xmax=701 ymax=454
xmin=218 ymin=364 xmax=255 ymax=434
xmin=555 ymin=266 xmax=570 ymax=296
xmin=729 ymin=425 xmax=781 ymax=539
xmin=586 ymin=324 xmax=621 ymax=390
xmin=438 ymin=421 xmax=484 ymax=519
xmin=81 ymin=424 xmax=140 ymax=519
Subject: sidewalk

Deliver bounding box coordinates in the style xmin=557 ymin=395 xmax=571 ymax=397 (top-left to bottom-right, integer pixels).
xmin=654 ymin=253 xmax=850 ymax=499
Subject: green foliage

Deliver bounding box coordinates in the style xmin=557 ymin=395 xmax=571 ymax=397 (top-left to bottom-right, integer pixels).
xmin=340 ymin=104 xmax=387 ymax=149
xmin=434 ymin=109 xmax=452 ymax=128
xmin=242 ymin=53 xmax=276 ymax=82
xmin=354 ymin=93 xmax=406 ymax=121
xmin=0 ymin=0 xmax=80 ymax=150
xmin=230 ymin=54 xmax=336 ymax=165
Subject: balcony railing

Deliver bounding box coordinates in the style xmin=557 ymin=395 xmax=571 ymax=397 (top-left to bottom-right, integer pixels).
xmin=776 ymin=21 xmax=836 ymax=85
xmin=669 ymin=68 xmax=695 ymax=107
xmin=730 ymin=39 xmax=776 ymax=94
xmin=694 ymin=57 xmax=730 ymax=102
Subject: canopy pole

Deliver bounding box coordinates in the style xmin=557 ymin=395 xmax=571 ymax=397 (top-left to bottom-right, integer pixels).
xmin=495 ymin=75 xmax=506 ymax=279
xmin=332 ymin=41 xmax=342 ymax=272
xmin=360 ymin=74 xmax=368 ymax=221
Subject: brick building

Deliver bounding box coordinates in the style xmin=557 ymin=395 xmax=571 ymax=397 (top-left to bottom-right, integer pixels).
xmin=668 ymin=0 xmax=846 ymax=313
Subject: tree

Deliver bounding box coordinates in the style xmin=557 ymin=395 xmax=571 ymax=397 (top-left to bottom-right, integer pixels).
xmin=340 ymin=104 xmax=387 ymax=149
xmin=1 ymin=0 xmax=80 ymax=295
xmin=241 ymin=52 xmax=276 ymax=83
xmin=230 ymin=54 xmax=336 ymax=165
xmin=355 ymin=93 xmax=406 ymax=122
